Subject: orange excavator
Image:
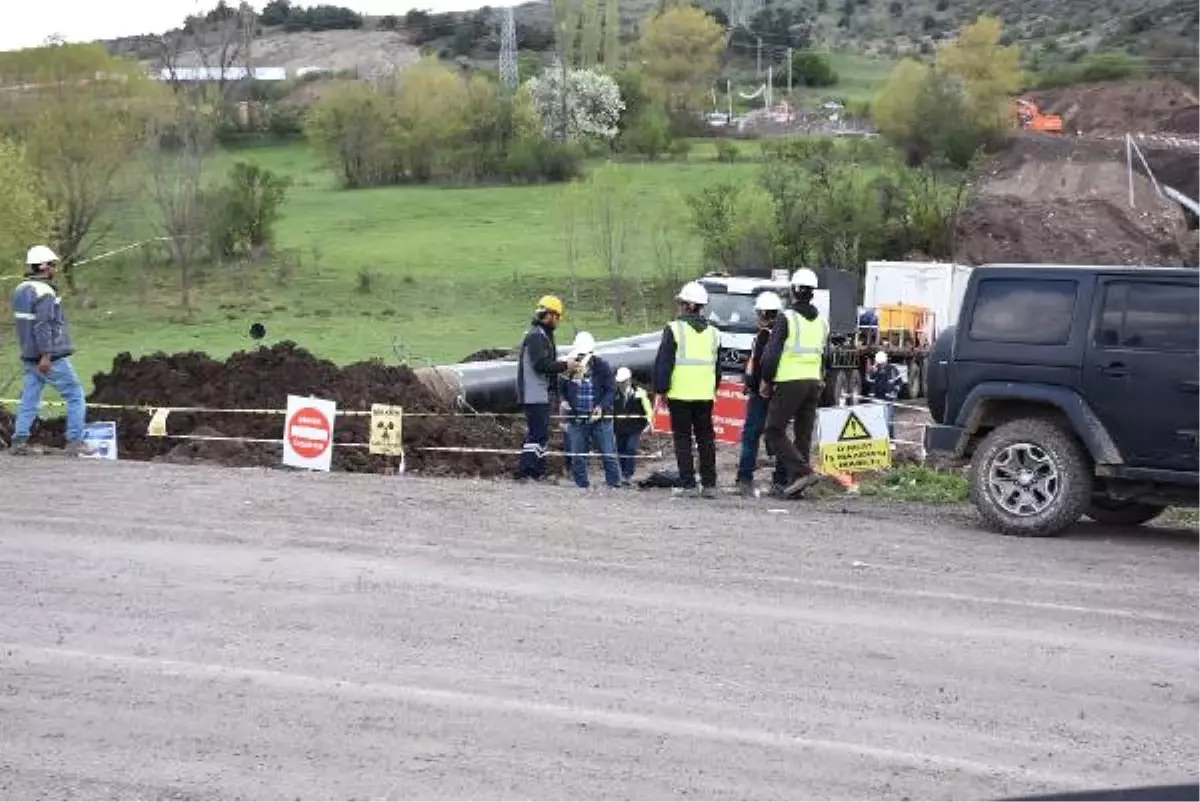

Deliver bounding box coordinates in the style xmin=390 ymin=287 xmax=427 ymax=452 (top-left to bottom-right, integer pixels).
xmin=1014 ymin=98 xmax=1064 ymax=134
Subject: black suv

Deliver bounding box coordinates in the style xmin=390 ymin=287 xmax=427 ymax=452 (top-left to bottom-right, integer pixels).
xmin=925 ymin=264 xmax=1198 ymax=537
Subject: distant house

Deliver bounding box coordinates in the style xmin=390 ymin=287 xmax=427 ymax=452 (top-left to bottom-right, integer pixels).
xmin=155 ymin=66 xmax=289 ymax=82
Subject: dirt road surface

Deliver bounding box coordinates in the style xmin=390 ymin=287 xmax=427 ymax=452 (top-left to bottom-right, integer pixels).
xmin=1 ymin=459 xmax=1196 ymax=800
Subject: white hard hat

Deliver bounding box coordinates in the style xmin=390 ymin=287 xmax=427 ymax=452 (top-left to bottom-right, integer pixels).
xmin=874 ymin=351 xmax=888 ymax=365
xmin=26 ymin=245 xmax=59 ymax=265
xmin=677 ymin=281 xmax=708 ymax=306
xmin=754 ymin=291 xmax=782 ymax=312
xmin=572 ymin=331 xmax=595 ymax=353
xmin=615 ymin=366 xmax=632 ymax=382
xmin=790 ymin=268 xmax=818 ymax=289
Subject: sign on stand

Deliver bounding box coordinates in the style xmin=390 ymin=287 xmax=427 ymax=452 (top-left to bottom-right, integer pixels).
xmin=82 ymin=421 xmax=118 ymax=460
xmin=818 ymin=404 xmax=891 ymax=474
xmin=369 ymin=404 xmax=404 ymax=457
xmin=283 ymin=395 xmax=337 ymax=472
xmin=651 ymin=378 xmax=747 ymax=447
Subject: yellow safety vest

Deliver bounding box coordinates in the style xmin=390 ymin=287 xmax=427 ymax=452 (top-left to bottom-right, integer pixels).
xmin=667 ymin=321 xmax=718 ymax=401
xmin=774 ymin=310 xmax=828 ymax=383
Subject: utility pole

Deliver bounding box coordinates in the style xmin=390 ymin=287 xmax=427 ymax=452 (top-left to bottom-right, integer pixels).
xmin=756 ymin=36 xmax=762 ymax=78
xmin=766 ymin=64 xmax=772 ymax=110
xmin=786 ymin=46 xmax=793 ymax=94
xmin=727 ymin=78 xmax=732 ymax=123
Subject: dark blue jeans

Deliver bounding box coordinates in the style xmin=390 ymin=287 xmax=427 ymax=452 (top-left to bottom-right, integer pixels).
xmin=616 ymin=430 xmax=642 ymax=479
xmin=567 ymin=419 xmax=621 ymax=488
xmin=518 ymin=403 xmax=551 ymax=479
xmin=738 ymin=393 xmax=788 ymax=486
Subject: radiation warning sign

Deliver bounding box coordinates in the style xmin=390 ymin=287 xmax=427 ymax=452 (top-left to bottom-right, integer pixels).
xmin=818 ymin=404 xmax=891 ymax=474
xmin=369 ymin=403 xmax=404 ymax=457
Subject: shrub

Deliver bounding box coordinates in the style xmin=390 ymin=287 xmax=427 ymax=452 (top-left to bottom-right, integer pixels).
xmin=714 ymin=138 xmax=740 ymax=162
xmin=668 ymin=137 xmax=692 ymax=161
xmin=206 ymin=162 xmax=292 ymax=259
xmin=622 ymin=103 xmax=672 ymax=159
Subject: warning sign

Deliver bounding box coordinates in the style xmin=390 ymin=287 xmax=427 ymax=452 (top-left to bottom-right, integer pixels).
xmin=651 ymin=378 xmax=747 ymax=446
xmin=283 ymin=395 xmax=337 ymax=472
xmin=369 ymin=403 xmax=404 ymax=457
xmin=818 ymin=404 xmax=891 ymax=474
xmin=838 ymin=411 xmax=872 ymax=441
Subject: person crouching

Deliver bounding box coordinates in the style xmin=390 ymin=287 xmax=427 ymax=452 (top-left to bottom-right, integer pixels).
xmin=558 ymin=332 xmax=621 ymax=490
xmin=613 ymin=366 xmax=653 ymax=486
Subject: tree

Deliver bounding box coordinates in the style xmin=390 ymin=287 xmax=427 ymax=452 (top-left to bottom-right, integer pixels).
xmin=579 ymin=0 xmax=603 ymax=68
xmin=158 ymin=1 xmax=255 ymax=100
xmin=872 ymin=58 xmax=931 ymax=151
xmin=788 ymin=51 xmax=838 ymax=87
xmin=206 ymin=162 xmax=291 ymax=259
xmin=526 ymin=67 xmax=624 ymax=141
xmin=585 ymin=163 xmax=638 ymax=323
xmin=388 ymin=58 xmax=471 ymax=182
xmin=637 ymin=6 xmax=727 ymax=115
xmin=259 ymin=0 xmax=293 ymax=26
xmin=308 ymin=81 xmax=398 ymax=188
xmin=0 ymin=139 xmax=53 ymax=268
xmin=603 ymin=0 xmax=621 ymax=69
xmin=936 ymin=15 xmax=1023 ymax=135
xmin=0 ymin=43 xmax=165 ymax=289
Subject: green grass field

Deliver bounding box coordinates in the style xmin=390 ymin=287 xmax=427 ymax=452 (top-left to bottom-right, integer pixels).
xmin=1 ymin=143 xmax=761 ymax=393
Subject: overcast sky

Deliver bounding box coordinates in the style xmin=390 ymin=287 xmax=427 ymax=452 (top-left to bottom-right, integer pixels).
xmin=1 ymin=0 xmax=519 ymax=52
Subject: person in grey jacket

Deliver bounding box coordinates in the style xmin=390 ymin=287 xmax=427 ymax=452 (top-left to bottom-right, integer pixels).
xmin=516 ymin=295 xmax=580 ymax=481
xmin=9 ymin=245 xmax=95 ymax=456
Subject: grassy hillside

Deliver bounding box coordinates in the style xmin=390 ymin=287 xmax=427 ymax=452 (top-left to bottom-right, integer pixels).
xmin=0 ymin=142 xmax=761 ymax=391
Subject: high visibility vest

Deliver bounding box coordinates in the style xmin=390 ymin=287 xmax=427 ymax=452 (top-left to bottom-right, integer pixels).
xmin=774 ymin=310 xmax=828 ymax=382
xmin=667 ymin=321 xmax=718 ymax=401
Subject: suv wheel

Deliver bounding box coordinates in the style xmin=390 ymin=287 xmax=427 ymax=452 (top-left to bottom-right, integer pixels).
xmin=968 ymin=418 xmax=1093 ymax=537
xmin=1086 ymin=498 xmax=1167 ymax=526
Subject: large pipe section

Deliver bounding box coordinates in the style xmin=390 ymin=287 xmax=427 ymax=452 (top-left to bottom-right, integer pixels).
xmin=415 ymin=331 xmax=663 ymax=412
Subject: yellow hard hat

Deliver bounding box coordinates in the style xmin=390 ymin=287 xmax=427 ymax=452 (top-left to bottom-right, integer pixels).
xmin=536 ymin=295 xmax=565 ymax=317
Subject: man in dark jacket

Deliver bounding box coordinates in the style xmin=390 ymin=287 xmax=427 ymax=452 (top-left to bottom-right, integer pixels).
xmin=558 ymin=331 xmax=621 ymax=489
xmin=516 ymin=295 xmax=579 ymax=481
xmin=9 ymin=245 xmax=95 ymax=456
xmin=653 ymin=281 xmax=721 ymax=498
xmin=613 ymin=366 xmax=653 ymax=485
xmin=736 ymin=291 xmax=788 ymax=496
xmin=760 ymin=268 xmax=829 ymax=499
xmin=864 ymin=350 xmax=904 ymax=440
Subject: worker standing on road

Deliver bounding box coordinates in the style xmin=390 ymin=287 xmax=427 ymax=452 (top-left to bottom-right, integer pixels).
xmin=736 ymin=291 xmax=788 ymax=497
xmin=9 ymin=246 xmax=95 ymax=457
xmin=864 ymin=350 xmax=904 ymax=441
xmin=558 ymin=331 xmax=621 ymax=490
xmin=653 ymin=281 xmax=721 ymax=499
xmin=516 ymin=295 xmax=580 ymax=482
xmin=612 ymin=366 xmax=653 ymax=486
xmin=760 ymin=268 xmax=829 ymax=499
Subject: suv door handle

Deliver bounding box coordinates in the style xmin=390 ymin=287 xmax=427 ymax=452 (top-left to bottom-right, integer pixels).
xmin=1182 ymin=380 xmax=1199 ymax=394
xmin=1098 ymin=362 xmax=1129 ymax=378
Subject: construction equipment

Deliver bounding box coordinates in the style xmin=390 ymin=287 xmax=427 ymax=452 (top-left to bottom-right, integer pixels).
xmin=1015 ymin=98 xmax=1064 ymax=134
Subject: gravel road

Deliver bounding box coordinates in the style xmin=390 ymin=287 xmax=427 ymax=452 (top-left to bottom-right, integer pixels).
xmin=1 ymin=458 xmax=1196 ymax=800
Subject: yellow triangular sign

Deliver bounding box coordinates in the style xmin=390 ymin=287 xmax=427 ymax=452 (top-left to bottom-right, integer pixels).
xmin=838 ymin=411 xmax=871 ymax=442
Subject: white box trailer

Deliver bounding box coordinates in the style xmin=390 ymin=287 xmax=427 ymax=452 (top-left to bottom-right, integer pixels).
xmin=863 ymin=261 xmax=973 ymax=338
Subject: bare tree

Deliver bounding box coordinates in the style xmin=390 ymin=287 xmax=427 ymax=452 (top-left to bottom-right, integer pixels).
xmin=148 ymin=96 xmax=218 ymax=314
xmin=156 ymin=1 xmax=255 ymax=100
xmin=586 ymin=164 xmax=638 ymax=324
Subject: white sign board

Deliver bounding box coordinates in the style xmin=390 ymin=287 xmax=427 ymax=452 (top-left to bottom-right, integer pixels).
xmin=81 ymin=421 xmax=118 ymax=460
xmin=817 ymin=404 xmax=891 ymax=474
xmin=282 ymin=395 xmax=337 ymax=472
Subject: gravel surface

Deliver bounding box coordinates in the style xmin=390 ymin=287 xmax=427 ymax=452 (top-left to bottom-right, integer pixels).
xmin=0 ymin=458 xmax=1196 ymax=800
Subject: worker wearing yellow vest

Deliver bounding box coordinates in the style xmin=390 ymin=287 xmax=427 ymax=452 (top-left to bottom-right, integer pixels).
xmin=652 ymin=281 xmax=721 ymax=498
xmin=759 ymin=268 xmax=830 ymax=499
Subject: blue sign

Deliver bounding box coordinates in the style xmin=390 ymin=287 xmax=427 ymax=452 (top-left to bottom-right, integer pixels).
xmin=82 ymin=421 xmax=118 ymax=461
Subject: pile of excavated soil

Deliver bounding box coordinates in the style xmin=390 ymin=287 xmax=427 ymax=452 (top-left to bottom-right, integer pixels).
xmin=954 ymin=135 xmax=1196 ymax=265
xmin=1031 ymin=79 xmax=1200 ymax=136
xmin=0 ymin=343 xmax=547 ymax=477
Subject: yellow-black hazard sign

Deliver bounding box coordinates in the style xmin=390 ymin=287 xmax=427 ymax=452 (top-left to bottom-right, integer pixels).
xmin=818 ymin=405 xmax=891 ymax=474
xmin=369 ymin=403 xmax=404 ymax=457
xmin=837 ymin=411 xmax=872 ymax=442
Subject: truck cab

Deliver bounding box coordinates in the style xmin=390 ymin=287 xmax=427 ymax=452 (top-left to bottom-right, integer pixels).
xmin=924 ymin=263 xmax=1198 ymax=536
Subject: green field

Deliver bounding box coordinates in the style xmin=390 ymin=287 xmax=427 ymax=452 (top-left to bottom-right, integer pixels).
xmin=1 ymin=143 xmax=762 ymax=393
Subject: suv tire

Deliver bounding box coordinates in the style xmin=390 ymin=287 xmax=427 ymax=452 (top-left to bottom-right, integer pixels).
xmin=1086 ymin=498 xmax=1167 ymax=526
xmin=968 ymin=417 xmax=1093 ymax=537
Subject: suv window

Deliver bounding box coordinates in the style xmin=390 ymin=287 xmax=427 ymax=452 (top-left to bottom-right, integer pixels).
xmin=968 ymin=278 xmax=1078 ymax=344
xmin=1096 ymin=280 xmax=1199 ymax=353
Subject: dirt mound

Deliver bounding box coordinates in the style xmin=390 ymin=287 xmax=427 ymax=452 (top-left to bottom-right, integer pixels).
xmin=4 ymin=343 xmax=541 ymax=477
xmin=1031 ymin=79 xmax=1200 ymax=136
xmin=955 ymin=135 xmax=1195 ymax=265
xmin=460 ymin=348 xmax=515 ymax=363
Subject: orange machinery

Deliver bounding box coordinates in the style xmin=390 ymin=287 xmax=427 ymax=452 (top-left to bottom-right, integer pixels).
xmin=1014 ymin=98 xmax=1064 ymax=134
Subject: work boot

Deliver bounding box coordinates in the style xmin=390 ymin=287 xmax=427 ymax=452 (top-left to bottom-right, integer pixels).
xmin=63 ymin=440 xmax=97 ymax=457
xmin=735 ymin=478 xmax=756 ymax=498
xmin=671 ymin=486 xmax=699 ymax=498
xmin=699 ymin=486 xmax=718 ymax=500
xmin=8 ymin=438 xmax=30 ymax=456
xmin=783 ymin=474 xmax=820 ymax=499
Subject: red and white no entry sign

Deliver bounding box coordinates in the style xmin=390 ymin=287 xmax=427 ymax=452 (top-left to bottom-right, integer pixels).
xmin=283 ymin=395 xmax=338 ymax=471
xmin=287 ymin=407 xmax=331 ymax=460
